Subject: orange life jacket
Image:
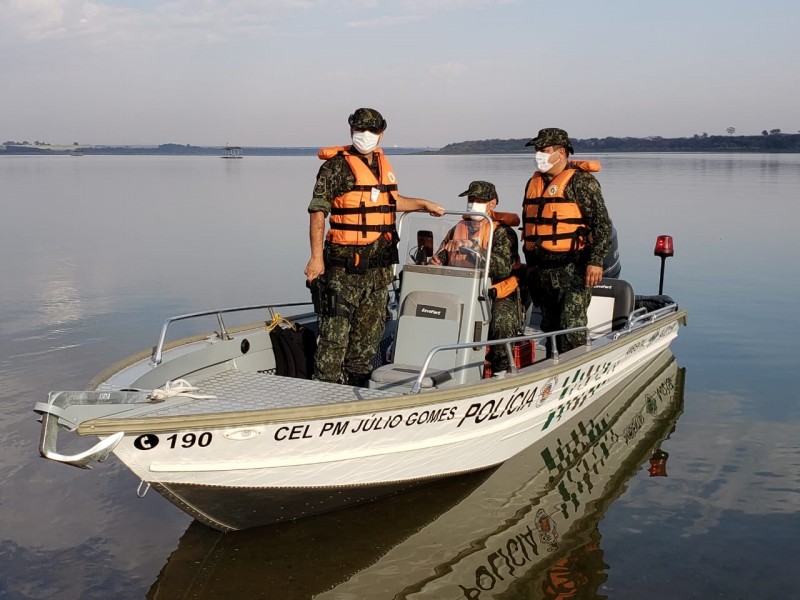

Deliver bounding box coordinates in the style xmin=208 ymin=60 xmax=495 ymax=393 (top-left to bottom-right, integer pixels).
xmin=522 ymin=160 xmax=601 ymax=254
xmin=447 ymin=212 xmax=520 ymax=299
xmin=319 ymin=146 xmax=398 ymax=246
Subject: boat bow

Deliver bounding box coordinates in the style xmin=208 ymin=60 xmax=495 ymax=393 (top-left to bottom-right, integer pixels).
xmin=34 ymin=390 xmax=154 ymax=468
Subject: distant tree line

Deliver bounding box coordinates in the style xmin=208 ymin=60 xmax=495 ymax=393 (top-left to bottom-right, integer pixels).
xmin=430 ymin=132 xmax=800 ymax=154
xmin=3 ymin=139 xmax=55 ymax=146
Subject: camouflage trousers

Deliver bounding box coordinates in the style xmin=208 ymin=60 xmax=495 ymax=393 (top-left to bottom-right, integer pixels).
xmin=529 ymin=262 xmax=591 ymax=354
xmin=313 ymin=267 xmax=389 ymax=384
xmin=487 ymin=290 xmax=524 ymax=372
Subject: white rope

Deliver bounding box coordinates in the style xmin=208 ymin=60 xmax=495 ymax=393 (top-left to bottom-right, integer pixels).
xmin=149 ymin=379 xmax=216 ymax=401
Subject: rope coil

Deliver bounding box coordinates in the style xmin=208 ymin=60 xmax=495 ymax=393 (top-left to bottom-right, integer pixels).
xmin=266 ymin=313 xmax=296 ymax=333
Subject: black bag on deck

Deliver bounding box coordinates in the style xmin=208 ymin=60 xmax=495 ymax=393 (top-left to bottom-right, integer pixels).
xmin=269 ymin=324 xmax=317 ymax=379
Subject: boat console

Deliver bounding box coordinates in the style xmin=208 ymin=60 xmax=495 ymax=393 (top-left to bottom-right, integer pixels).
xmin=370 ymin=212 xmax=494 ymax=391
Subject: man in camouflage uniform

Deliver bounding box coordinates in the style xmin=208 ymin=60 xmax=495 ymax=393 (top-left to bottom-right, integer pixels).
xmin=305 ymin=108 xmax=444 ymax=386
xmin=431 ymin=181 xmax=523 ymax=373
xmin=521 ymin=128 xmax=612 ymax=354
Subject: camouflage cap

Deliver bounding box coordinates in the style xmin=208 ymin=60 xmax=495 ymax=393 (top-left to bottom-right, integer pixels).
xmin=458 ymin=180 xmax=498 ymax=203
xmin=525 ymin=127 xmax=574 ymax=154
xmin=348 ymin=107 xmax=387 ymax=132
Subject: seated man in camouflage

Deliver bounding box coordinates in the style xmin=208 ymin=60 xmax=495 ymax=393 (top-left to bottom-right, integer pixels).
xmin=430 ymin=181 xmax=524 ymax=375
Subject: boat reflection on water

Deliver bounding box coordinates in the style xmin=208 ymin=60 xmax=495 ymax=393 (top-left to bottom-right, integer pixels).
xmin=148 ymin=349 xmax=685 ymax=600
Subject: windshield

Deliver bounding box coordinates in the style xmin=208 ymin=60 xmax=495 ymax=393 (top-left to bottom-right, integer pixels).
xmin=397 ymin=211 xmax=494 ymax=277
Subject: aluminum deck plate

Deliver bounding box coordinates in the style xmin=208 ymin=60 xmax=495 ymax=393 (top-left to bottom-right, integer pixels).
xmin=144 ymin=371 xmax=399 ymax=418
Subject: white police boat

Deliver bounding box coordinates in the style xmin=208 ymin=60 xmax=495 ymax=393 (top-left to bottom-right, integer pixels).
xmin=34 ymin=211 xmax=686 ymax=531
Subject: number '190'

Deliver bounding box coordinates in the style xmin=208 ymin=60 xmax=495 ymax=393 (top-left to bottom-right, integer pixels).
xmin=166 ymin=432 xmax=212 ymax=448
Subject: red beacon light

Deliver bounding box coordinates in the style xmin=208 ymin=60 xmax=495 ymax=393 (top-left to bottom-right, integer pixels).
xmin=654 ymin=235 xmax=674 ymax=258
xmin=654 ymin=235 xmax=674 ymax=295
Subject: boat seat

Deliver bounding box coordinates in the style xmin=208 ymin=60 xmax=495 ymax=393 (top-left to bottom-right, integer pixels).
xmin=587 ymin=278 xmax=634 ymax=336
xmin=370 ymin=290 xmax=464 ymax=390
xmin=392 ymin=291 xmax=463 ymax=370
xmin=369 ymin=364 xmax=452 ymax=390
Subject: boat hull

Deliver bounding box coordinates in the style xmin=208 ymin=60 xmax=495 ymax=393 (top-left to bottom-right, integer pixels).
xmin=152 ymin=473 xmax=495 ymax=531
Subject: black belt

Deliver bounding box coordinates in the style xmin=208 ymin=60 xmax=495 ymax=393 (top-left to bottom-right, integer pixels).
xmin=324 ymin=238 xmax=399 ymax=274
xmin=326 ymin=254 xmax=391 ymax=271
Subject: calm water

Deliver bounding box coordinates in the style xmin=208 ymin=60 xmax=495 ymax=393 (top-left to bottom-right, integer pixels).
xmin=1 ymin=153 xmax=799 ymax=599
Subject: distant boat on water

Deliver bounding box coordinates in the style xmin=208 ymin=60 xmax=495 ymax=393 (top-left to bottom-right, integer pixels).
xmin=221 ymin=146 xmax=243 ymax=159
xmin=70 ymin=148 xmax=84 ymax=157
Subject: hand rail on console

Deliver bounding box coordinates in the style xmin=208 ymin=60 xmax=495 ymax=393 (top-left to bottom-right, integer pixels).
xmin=407 ymin=303 xmax=681 ymax=394
xmin=408 ymin=325 xmax=591 ymax=394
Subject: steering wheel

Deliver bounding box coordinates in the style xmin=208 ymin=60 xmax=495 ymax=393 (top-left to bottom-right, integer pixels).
xmin=459 ymin=245 xmax=485 ymax=265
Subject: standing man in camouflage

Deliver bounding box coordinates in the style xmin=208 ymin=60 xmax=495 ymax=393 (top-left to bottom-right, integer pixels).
xmin=521 ymin=128 xmax=612 ymax=354
xmin=305 ymin=108 xmax=444 ymax=386
xmin=430 ymin=181 xmax=523 ymax=374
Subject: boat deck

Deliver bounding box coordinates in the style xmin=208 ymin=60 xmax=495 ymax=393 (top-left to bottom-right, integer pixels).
xmin=114 ymin=371 xmax=399 ymax=419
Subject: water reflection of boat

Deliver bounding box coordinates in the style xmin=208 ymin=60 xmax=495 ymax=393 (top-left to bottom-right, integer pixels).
xmin=147 ymin=349 xmax=685 ymax=599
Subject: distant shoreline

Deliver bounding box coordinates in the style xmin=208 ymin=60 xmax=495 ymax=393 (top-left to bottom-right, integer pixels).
xmin=2 ymin=133 xmax=800 ymax=156
xmin=0 ymin=144 xmax=426 ymax=157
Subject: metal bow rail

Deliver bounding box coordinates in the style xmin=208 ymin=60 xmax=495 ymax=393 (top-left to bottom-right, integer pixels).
xmin=150 ymin=301 xmax=313 ymax=366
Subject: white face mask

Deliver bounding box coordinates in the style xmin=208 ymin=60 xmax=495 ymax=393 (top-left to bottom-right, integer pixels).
xmin=351 ymin=130 xmax=381 ymax=154
xmin=466 ymin=201 xmax=489 ymax=220
xmin=535 ymin=151 xmax=556 ymax=173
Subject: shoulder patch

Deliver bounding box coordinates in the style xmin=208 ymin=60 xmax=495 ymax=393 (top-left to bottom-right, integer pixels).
xmin=313 ymin=175 xmax=327 ymax=197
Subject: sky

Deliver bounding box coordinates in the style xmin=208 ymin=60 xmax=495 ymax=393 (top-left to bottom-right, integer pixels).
xmin=1 ymin=0 xmax=798 ymax=148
